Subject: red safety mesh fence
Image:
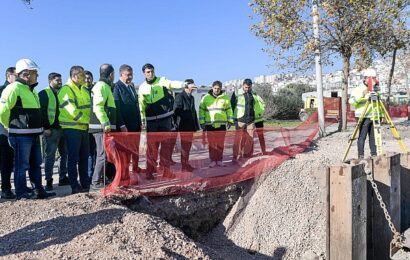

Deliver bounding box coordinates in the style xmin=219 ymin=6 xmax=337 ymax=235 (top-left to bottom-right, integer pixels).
xmin=102 ymin=102 xmax=408 ymax=197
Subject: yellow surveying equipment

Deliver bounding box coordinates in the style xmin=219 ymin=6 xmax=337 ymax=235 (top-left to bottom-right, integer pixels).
xmin=342 ymin=92 xmax=407 ymax=162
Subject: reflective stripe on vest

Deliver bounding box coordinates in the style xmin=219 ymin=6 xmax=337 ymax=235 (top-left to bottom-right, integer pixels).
xmin=9 ymin=127 xmax=43 ymax=134
xmin=89 ymin=124 xmax=117 ymax=130
xmin=146 ymin=111 xmax=174 ymax=121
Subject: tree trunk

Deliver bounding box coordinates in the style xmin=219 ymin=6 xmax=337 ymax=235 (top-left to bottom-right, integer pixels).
xmin=386 ymin=47 xmax=397 ymax=109
xmin=341 ymin=55 xmax=351 ymax=131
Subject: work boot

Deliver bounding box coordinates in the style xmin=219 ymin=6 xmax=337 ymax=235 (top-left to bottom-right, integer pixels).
xmin=16 ymin=192 xmax=35 ymax=200
xmin=1 ymin=190 xmax=16 ymax=199
xmin=45 ymin=180 xmax=53 ymax=191
xmin=209 ymin=161 xmax=217 ymax=168
xmin=35 ymin=189 xmax=56 ymax=199
xmin=181 ymin=164 xmax=196 ymax=172
xmin=145 ymin=172 xmax=155 ymax=180
xmin=216 ymin=161 xmax=226 ymax=167
xmin=58 ymin=176 xmax=70 ymax=186
xmin=90 ymin=183 xmax=104 ymax=192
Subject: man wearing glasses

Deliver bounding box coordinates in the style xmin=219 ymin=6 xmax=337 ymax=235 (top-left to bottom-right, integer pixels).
xmin=0 ymin=59 xmax=55 ymax=199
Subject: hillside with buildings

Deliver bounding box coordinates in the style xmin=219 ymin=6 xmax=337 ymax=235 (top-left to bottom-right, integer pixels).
xmin=223 ymin=56 xmax=410 ymax=97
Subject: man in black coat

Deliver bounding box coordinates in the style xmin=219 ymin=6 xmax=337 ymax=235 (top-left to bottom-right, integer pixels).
xmin=0 ymin=67 xmax=16 ymax=199
xmin=113 ymin=64 xmax=142 ymax=173
xmin=174 ymin=79 xmax=199 ymax=171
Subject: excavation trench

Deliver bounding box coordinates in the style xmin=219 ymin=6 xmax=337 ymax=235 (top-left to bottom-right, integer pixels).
xmin=120 ymin=181 xmax=256 ymax=240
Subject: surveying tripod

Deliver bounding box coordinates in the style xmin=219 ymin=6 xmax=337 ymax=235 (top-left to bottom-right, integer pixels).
xmin=342 ymin=92 xmax=408 ymax=162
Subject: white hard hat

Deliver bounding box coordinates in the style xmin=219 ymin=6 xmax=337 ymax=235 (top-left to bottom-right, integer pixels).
xmin=363 ymin=67 xmax=377 ymax=77
xmin=15 ymin=58 xmax=40 ymax=74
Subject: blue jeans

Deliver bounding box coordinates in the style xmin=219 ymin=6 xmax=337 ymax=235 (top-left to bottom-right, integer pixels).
xmin=43 ymin=128 xmax=68 ymax=181
xmin=8 ymin=135 xmax=43 ymax=197
xmin=63 ymin=129 xmax=90 ymax=191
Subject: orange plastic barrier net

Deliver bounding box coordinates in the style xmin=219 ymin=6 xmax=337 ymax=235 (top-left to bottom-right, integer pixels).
xmin=102 ymin=115 xmax=320 ymax=197
xmin=102 ymin=103 xmax=408 ymax=197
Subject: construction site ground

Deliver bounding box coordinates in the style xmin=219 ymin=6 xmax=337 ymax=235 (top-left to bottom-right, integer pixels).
xmin=1 ymin=120 xmax=410 ymax=259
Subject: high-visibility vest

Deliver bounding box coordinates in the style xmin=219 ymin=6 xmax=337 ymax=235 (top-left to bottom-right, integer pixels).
xmin=138 ymin=76 xmax=183 ymax=121
xmin=254 ymin=94 xmax=265 ymax=123
xmin=58 ymin=80 xmax=91 ymax=131
xmin=233 ymin=90 xmax=264 ymax=121
xmin=199 ymin=91 xmax=233 ymax=128
xmin=89 ymin=80 xmax=117 ymax=132
xmin=0 ymin=81 xmax=43 ymax=134
xmin=44 ymin=87 xmax=57 ymax=125
xmin=349 ymin=83 xmax=383 ymax=119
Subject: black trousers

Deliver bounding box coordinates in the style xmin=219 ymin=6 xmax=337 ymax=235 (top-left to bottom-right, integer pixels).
xmin=0 ymin=135 xmax=13 ymax=192
xmin=206 ymin=125 xmax=226 ymax=162
xmin=180 ymin=132 xmax=194 ymax=166
xmin=146 ymin=117 xmax=173 ymax=173
xmin=357 ymin=118 xmax=376 ymax=157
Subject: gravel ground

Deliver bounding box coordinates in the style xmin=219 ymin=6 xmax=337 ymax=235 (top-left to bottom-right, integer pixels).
xmin=0 ymin=120 xmax=409 ymax=259
xmin=202 ymin=120 xmax=410 ymax=260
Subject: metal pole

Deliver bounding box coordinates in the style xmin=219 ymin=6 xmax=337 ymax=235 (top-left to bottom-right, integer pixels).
xmin=312 ymin=0 xmax=326 ymax=136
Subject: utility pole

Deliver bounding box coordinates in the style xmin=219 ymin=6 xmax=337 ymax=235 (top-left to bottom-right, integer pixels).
xmin=312 ymin=0 xmax=326 ymax=136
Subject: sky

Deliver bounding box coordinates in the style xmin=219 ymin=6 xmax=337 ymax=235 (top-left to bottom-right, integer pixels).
xmin=0 ymin=0 xmax=279 ymax=90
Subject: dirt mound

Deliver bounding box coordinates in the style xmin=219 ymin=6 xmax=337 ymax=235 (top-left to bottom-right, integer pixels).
xmin=0 ymin=193 xmax=213 ymax=259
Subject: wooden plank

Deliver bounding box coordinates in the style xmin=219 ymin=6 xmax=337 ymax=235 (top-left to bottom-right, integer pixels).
xmin=329 ymin=163 xmax=367 ymax=260
xmin=371 ymin=153 xmax=401 ymax=260
xmin=326 ymin=166 xmax=330 ymax=260
xmin=400 ymin=153 xmax=410 ymax=232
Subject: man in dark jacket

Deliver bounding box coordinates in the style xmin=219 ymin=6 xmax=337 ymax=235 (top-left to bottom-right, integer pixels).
xmin=39 ymin=72 xmax=69 ymax=191
xmin=174 ymin=79 xmax=199 ymax=171
xmin=0 ymin=67 xmax=16 ymax=199
xmin=113 ymin=64 xmax=142 ymax=173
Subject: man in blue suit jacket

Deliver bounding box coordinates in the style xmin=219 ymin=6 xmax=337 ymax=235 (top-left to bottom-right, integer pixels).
xmin=113 ymin=64 xmax=142 ymax=173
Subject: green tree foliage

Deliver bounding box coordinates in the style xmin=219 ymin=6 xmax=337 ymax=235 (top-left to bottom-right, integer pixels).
xmin=249 ymin=0 xmax=409 ymax=130
xmin=253 ymin=83 xmax=313 ymax=120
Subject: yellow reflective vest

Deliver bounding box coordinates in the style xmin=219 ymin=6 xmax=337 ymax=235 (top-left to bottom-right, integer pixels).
xmin=90 ymin=80 xmax=117 ymax=132
xmin=0 ymin=81 xmax=43 ymax=135
xmin=138 ymin=76 xmax=183 ymax=122
xmin=58 ymin=80 xmax=91 ymax=131
xmin=349 ymin=83 xmax=383 ymax=119
xmin=254 ymin=94 xmax=265 ymax=123
xmin=41 ymin=87 xmax=57 ymax=126
xmin=199 ymin=91 xmax=233 ymax=128
xmin=233 ymin=90 xmax=265 ymax=122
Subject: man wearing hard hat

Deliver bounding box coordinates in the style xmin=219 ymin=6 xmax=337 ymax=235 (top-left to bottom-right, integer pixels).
xmin=0 ymin=58 xmax=56 ymax=199
xmin=348 ymin=67 xmax=381 ymax=159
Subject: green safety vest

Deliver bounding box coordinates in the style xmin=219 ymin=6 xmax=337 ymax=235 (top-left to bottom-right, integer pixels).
xmin=349 ymin=83 xmax=383 ymax=119
xmin=44 ymin=88 xmax=57 ymax=125
xmin=0 ymin=81 xmax=43 ymax=134
xmin=233 ymin=91 xmax=265 ymax=122
xmin=90 ymin=80 xmax=117 ymax=131
xmin=254 ymin=94 xmax=265 ymax=123
xmin=58 ymin=80 xmax=91 ymax=131
xmin=199 ymin=92 xmax=234 ymax=128
xmin=138 ymin=76 xmax=183 ymax=121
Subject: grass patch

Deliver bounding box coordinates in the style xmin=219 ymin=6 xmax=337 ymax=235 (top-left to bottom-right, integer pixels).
xmin=264 ymin=119 xmax=301 ymax=128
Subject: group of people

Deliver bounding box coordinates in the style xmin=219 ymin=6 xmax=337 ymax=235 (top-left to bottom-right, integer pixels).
xmin=0 ymin=58 xmax=266 ymax=200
